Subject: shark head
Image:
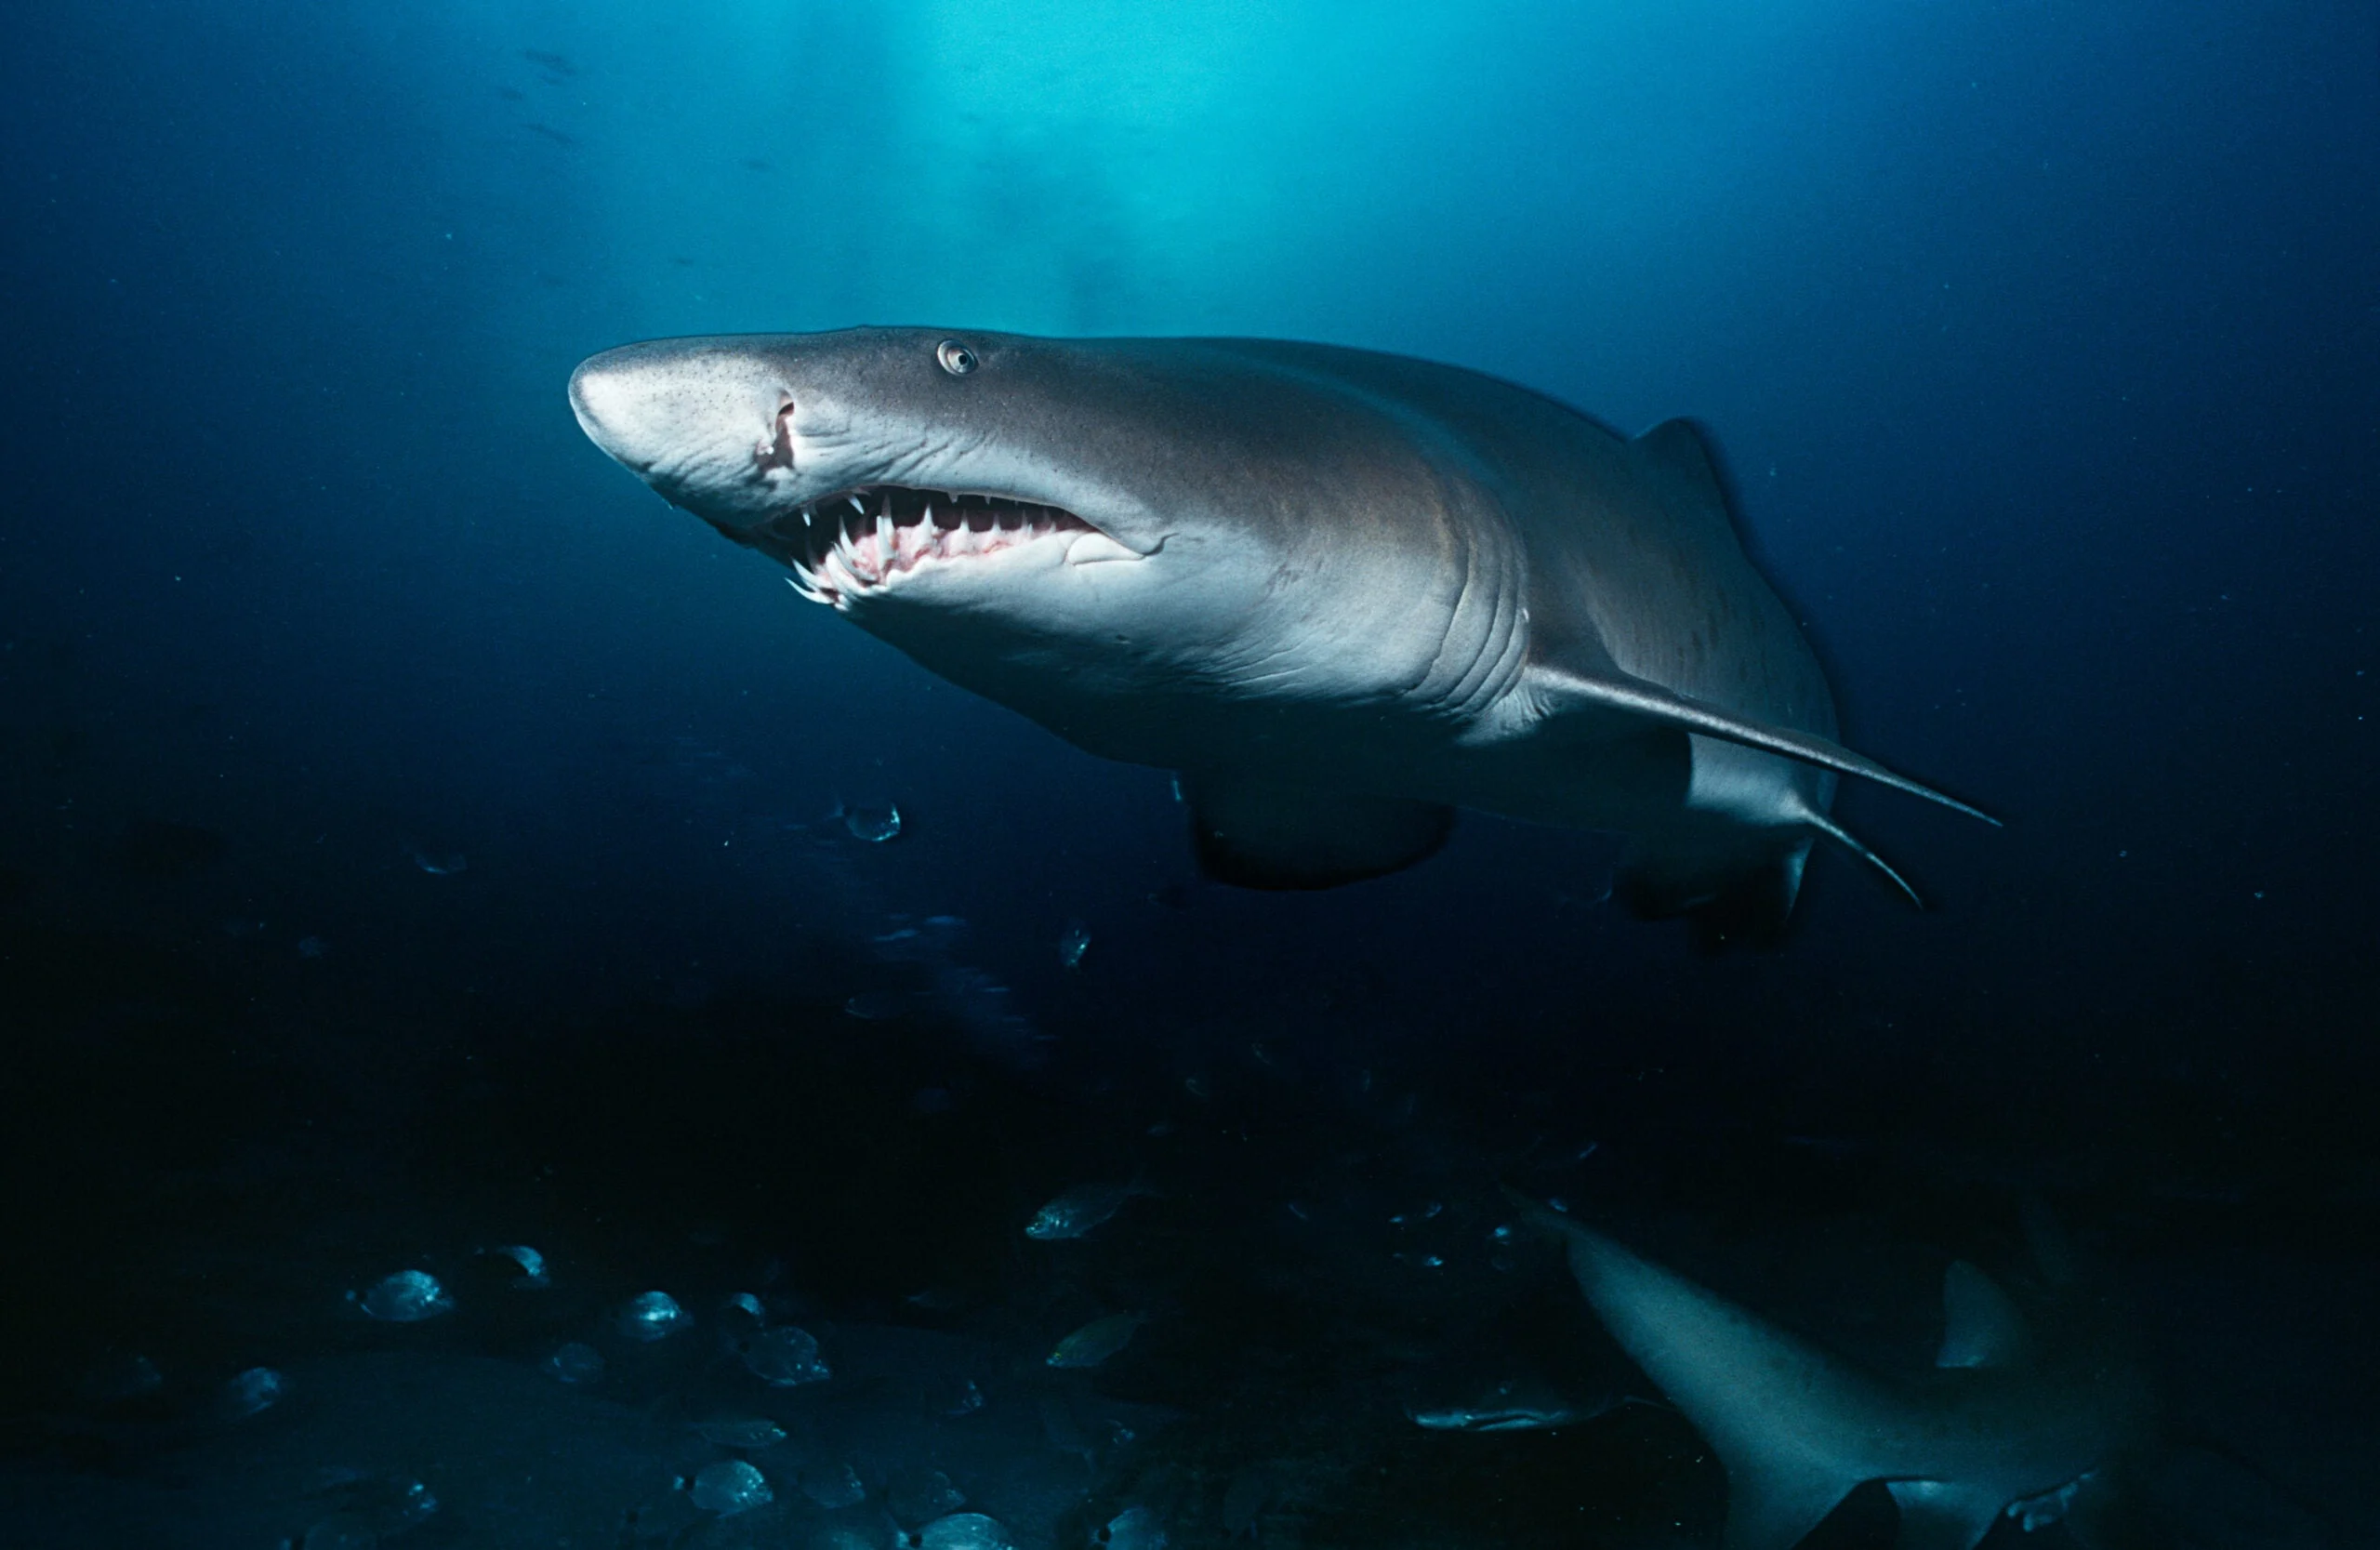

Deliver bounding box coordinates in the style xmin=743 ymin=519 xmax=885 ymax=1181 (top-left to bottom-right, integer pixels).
xmin=570 ymin=329 xmax=1516 ymax=771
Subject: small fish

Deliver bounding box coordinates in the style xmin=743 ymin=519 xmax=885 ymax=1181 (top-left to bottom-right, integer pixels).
xmin=356 ymin=1269 xmax=452 ymax=1322
xmin=216 ymin=1366 xmax=284 ymax=1421
xmin=1057 ymin=920 xmax=1091 ymax=969
xmin=1407 ymin=1396 xmax=1594 ymax=1432
xmin=922 ymin=1512 xmax=1012 ymax=1550
xmin=1103 ymin=1505 xmax=1168 ymax=1550
xmin=1403 ymin=1369 xmax=1621 ymax=1433
xmin=691 ymin=1459 xmax=772 ymax=1516
xmin=481 ymin=1242 xmax=548 ymax=1288
xmin=694 ymin=1416 xmax=787 ymax=1450
xmin=615 ymin=1289 xmax=687 ymax=1341
xmin=1048 ymin=1312 xmax=1145 ymax=1370
xmin=1026 ymin=1177 xmax=1151 ymax=1241
xmin=742 ymin=1324 xmax=830 ymax=1386
xmin=904 ymin=1285 xmax=970 ymax=1312
xmin=835 ymin=799 xmax=902 ymax=842
xmin=799 ymin=1462 xmax=866 ymax=1508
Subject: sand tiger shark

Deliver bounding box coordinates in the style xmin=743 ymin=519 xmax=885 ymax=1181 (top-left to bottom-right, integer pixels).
xmin=1510 ymin=1193 xmax=2156 ymax=1550
xmin=570 ymin=329 xmax=1990 ymax=941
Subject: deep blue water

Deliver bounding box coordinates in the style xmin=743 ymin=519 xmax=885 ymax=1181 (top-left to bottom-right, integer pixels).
xmin=1 ymin=4 xmax=2374 ymax=1547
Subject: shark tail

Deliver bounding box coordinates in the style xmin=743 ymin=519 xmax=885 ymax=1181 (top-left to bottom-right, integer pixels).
xmin=1503 ymin=1192 xmax=1886 ymax=1550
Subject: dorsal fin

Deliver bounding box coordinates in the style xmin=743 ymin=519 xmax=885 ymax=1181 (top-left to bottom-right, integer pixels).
xmin=1936 ymin=1262 xmax=2030 ymax=1369
xmin=1636 ymin=417 xmax=1731 ymax=505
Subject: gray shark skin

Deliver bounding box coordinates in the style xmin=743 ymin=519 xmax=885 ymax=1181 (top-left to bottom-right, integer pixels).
xmin=570 ymin=329 xmax=1990 ymax=940
xmin=1510 ymin=1194 xmax=2157 ymax=1550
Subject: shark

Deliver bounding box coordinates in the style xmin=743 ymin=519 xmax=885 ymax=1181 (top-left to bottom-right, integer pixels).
xmin=569 ymin=328 xmax=1990 ymax=941
xmin=1509 ymin=1193 xmax=2157 ymax=1550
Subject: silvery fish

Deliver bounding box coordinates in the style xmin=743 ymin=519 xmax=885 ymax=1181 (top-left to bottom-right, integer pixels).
xmin=483 ymin=1243 xmax=549 ymax=1289
xmin=1403 ymin=1371 xmax=1619 ymax=1432
xmin=922 ymin=1512 xmax=1012 ymax=1550
xmin=694 ymin=1416 xmax=787 ymax=1450
xmin=691 ymin=1459 xmax=773 ymax=1516
xmin=358 ymin=1269 xmax=454 ymax=1323
xmin=1048 ymin=1312 xmax=1146 ymax=1370
xmin=1101 ymin=1505 xmax=1168 ymax=1550
xmin=1025 ymin=1177 xmax=1152 ymax=1240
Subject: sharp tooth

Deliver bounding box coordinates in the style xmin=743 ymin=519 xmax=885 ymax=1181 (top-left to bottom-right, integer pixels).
xmin=848 ymin=495 xmax=866 ymax=516
xmin=822 ymin=546 xmax=864 ymax=593
xmin=920 ymin=501 xmax=933 ymax=530
xmin=786 ymin=573 xmax=826 ymax=604
xmin=801 ymin=507 xmax=813 ymax=527
xmin=877 ymin=505 xmax=894 ymax=564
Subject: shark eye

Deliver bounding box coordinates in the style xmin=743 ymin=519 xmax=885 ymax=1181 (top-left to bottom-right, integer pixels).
xmin=935 ymin=339 xmax=978 ymax=377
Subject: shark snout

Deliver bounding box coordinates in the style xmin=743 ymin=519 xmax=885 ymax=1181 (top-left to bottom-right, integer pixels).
xmin=569 ymin=342 xmax=793 ymax=523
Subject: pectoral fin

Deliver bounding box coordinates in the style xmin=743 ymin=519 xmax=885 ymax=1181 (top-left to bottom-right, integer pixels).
xmin=1184 ymin=777 xmax=1455 ymax=889
xmin=1526 ymin=663 xmax=1997 ymax=826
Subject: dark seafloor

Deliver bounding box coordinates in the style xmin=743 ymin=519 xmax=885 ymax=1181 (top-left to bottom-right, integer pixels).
xmin=0 ymin=3 xmax=2374 ymax=1548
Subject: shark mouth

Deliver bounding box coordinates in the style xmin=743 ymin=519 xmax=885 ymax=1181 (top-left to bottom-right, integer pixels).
xmin=739 ymin=487 xmax=1127 ymax=605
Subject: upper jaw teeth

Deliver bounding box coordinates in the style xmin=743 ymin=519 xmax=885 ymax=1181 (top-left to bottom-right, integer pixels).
xmin=759 ymin=485 xmax=1124 ymax=606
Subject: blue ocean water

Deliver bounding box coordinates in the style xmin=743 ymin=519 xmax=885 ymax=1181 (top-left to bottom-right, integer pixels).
xmin=0 ymin=3 xmax=2373 ymax=1546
